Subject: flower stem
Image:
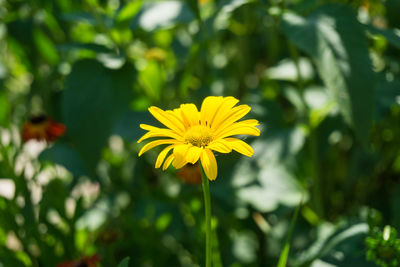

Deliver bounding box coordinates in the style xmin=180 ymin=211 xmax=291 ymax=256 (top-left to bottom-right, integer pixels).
xmin=201 ymin=168 xmax=212 ymax=267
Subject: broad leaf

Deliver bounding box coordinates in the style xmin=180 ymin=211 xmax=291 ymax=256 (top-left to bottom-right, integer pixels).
xmin=62 ymin=59 xmax=135 ymax=174
xmin=40 ymin=143 xmax=88 ymax=177
xmin=282 ymin=4 xmax=375 ymax=143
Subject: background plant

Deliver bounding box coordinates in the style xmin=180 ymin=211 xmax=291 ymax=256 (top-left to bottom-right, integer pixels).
xmin=0 ymin=0 xmax=399 ymax=266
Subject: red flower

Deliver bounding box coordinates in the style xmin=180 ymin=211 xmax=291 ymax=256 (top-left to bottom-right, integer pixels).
xmin=22 ymin=115 xmax=66 ymax=142
xmin=56 ymin=254 xmax=100 ymax=267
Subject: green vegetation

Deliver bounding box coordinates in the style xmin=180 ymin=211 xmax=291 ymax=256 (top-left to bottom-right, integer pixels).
xmin=0 ymin=0 xmax=400 ymax=266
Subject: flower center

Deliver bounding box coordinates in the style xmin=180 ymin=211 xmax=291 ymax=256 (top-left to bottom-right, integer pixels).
xmin=185 ymin=125 xmax=213 ymax=147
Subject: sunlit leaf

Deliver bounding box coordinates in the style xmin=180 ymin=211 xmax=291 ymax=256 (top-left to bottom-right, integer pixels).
xmin=214 ymin=0 xmax=255 ymax=30
xmin=33 ymin=29 xmax=59 ymax=64
xmin=131 ymin=1 xmax=195 ymax=31
xmin=232 ymin=230 xmax=258 ymax=263
xmin=117 ymin=0 xmax=143 ymax=22
xmin=282 ymin=4 xmax=375 ymax=143
xmin=294 ymin=221 xmax=372 ymax=266
xmin=365 ymin=25 xmax=400 ymax=50
xmin=236 ymin=165 xmax=304 ymax=212
xmin=265 ymin=57 xmax=315 ymax=82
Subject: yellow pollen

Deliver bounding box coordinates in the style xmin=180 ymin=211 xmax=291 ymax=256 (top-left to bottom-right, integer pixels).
xmin=185 ymin=125 xmax=213 ymax=147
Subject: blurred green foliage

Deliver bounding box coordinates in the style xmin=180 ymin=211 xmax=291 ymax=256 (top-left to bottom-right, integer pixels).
xmin=366 ymin=225 xmax=400 ymax=267
xmin=0 ymin=0 xmax=400 ymax=266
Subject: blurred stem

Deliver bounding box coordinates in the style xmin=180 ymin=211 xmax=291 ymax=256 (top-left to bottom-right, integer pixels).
xmin=282 ymin=0 xmax=286 ymax=11
xmin=87 ymin=2 xmax=119 ymax=53
xmin=212 ymin=225 xmax=223 ymax=267
xmin=277 ymin=196 xmax=303 ymax=267
xmin=288 ymin=42 xmax=304 ymax=92
xmin=310 ymin=129 xmax=324 ymax=218
xmin=201 ymin=168 xmax=212 ymax=267
xmin=287 ymin=40 xmax=323 ymax=218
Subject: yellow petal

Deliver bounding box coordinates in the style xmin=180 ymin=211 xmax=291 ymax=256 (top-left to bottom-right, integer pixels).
xmin=212 ymin=105 xmax=251 ymax=132
xmin=209 ymin=97 xmax=240 ymax=129
xmin=208 ymin=97 xmax=239 ymax=127
xmin=238 ymin=119 xmax=260 ymax=126
xmin=200 ymin=96 xmax=223 ymax=126
xmin=186 ymin=146 xmax=203 ymax=164
xmin=138 ymin=129 xmax=183 ymax=143
xmin=155 ymin=145 xmax=175 ymax=168
xmin=162 ymin=154 xmax=175 ymax=170
xmin=200 ymin=148 xmax=218 ymax=181
xmin=180 ymin=104 xmax=200 ymax=127
xmin=224 ymin=138 xmax=254 ymax=157
xmin=172 ymin=144 xmax=190 ymax=169
xmin=138 ymin=139 xmax=178 ymax=156
xmin=167 ymin=109 xmax=189 ymax=129
xmin=140 ymin=124 xmax=160 ymax=131
xmin=216 ymin=120 xmax=260 ymax=139
xmin=218 ymin=126 xmax=260 ymax=139
xmin=207 ymin=139 xmax=232 ymax=153
xmin=148 ymin=106 xmax=185 ymax=134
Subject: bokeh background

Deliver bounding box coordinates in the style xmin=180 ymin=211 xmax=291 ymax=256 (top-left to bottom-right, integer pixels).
xmin=0 ymin=0 xmax=400 ymax=266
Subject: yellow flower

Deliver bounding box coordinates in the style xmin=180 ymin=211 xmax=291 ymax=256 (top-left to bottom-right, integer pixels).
xmin=137 ymin=96 xmax=260 ymax=181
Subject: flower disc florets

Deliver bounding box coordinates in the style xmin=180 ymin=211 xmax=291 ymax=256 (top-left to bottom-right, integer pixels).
xmin=185 ymin=125 xmax=213 ymax=147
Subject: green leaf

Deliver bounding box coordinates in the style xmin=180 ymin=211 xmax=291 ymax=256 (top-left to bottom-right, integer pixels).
xmin=232 ymin=230 xmax=258 ymax=264
xmin=236 ymin=165 xmax=304 ymax=212
xmin=61 ymin=12 xmax=97 ymax=24
xmin=0 ymin=90 xmax=10 ymax=126
xmin=33 ymin=29 xmax=59 ymax=64
xmin=265 ymin=57 xmax=315 ymax=82
xmin=277 ymin=198 xmax=303 ymax=267
xmin=112 ymin=111 xmax=152 ymax=142
xmin=365 ymin=25 xmax=400 ymax=50
xmin=131 ymin=1 xmax=195 ymax=31
xmin=184 ymin=0 xmax=201 ymax=22
xmin=139 ymin=61 xmax=165 ymax=101
xmin=282 ymin=4 xmax=375 ymax=143
xmin=117 ymin=0 xmax=143 ymax=22
xmin=375 ymin=75 xmax=400 ymax=118
xmin=117 ymin=257 xmax=130 ymax=267
xmin=39 ymin=179 xmax=68 ymax=218
xmin=62 ymin=59 xmax=135 ymax=174
xmin=294 ymin=221 xmax=371 ymax=266
xmin=214 ymin=0 xmax=255 ymax=30
xmin=39 ymin=143 xmax=88 ymax=177
xmin=0 ymin=249 xmax=28 ymax=267
xmin=57 ymin=43 xmax=113 ymax=53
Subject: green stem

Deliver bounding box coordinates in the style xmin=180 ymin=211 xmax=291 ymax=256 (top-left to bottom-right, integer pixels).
xmin=201 ymin=168 xmax=212 ymax=267
xmin=287 ymin=39 xmax=324 ymax=218
xmin=288 ymin=42 xmax=304 ymax=92
xmin=310 ymin=129 xmax=323 ymax=218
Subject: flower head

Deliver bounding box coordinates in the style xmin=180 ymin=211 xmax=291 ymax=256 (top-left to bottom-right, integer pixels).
xmin=22 ymin=115 xmax=66 ymax=143
xmin=138 ymin=96 xmax=260 ymax=181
